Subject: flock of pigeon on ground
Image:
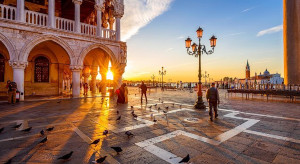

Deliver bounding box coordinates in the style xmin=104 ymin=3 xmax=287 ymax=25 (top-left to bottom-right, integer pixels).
xmin=0 ymin=98 xmax=191 ymax=163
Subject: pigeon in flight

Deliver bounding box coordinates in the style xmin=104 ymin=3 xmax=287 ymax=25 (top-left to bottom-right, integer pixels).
xmin=22 ymin=127 xmax=32 ymax=132
xmin=57 ymin=151 xmax=73 ymax=160
xmin=12 ymin=123 xmax=22 ymax=129
xmin=39 ymin=137 xmax=47 ymax=144
xmin=90 ymin=139 xmax=100 ymax=145
xmin=40 ymin=130 xmax=45 ymax=136
xmin=125 ymin=131 xmax=134 ymax=138
xmin=179 ymin=154 xmax=190 ymax=163
xmin=103 ymin=130 xmax=108 ymax=136
xmin=111 ymin=147 xmax=123 ymax=154
xmin=46 ymin=127 xmax=54 ymax=131
xmin=95 ymin=156 xmax=107 ymax=163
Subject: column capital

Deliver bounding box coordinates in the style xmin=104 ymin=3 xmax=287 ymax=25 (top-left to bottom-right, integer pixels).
xmin=113 ymin=1 xmax=124 ymax=18
xmin=9 ymin=61 xmax=28 ymax=69
xmin=70 ymin=65 xmax=83 ymax=71
xmin=72 ymin=0 xmax=82 ymax=5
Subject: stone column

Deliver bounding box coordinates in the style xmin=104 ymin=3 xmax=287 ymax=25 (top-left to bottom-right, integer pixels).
xmin=283 ymin=0 xmax=300 ymax=84
xmin=70 ymin=66 xmax=82 ymax=98
xmin=17 ymin=0 xmax=25 ymax=22
xmin=91 ymin=67 xmax=97 ymax=93
xmin=73 ymin=0 xmax=82 ymax=33
xmin=95 ymin=4 xmax=103 ymax=37
xmin=112 ymin=64 xmax=125 ymax=89
xmin=48 ymin=0 xmax=55 ymax=28
xmin=115 ymin=17 xmax=121 ymax=41
xmin=10 ymin=61 xmax=27 ymax=101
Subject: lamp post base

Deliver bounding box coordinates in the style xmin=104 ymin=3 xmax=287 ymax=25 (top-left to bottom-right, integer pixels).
xmin=194 ymin=96 xmax=206 ymax=110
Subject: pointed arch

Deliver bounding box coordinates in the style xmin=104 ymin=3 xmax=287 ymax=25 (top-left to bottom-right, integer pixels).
xmin=0 ymin=32 xmax=17 ymax=60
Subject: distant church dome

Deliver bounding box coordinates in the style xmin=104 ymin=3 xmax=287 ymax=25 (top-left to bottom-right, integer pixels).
xmin=264 ymin=69 xmax=270 ymax=75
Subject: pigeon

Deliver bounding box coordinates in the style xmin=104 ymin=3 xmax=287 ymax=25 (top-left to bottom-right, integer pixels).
xmin=125 ymin=131 xmax=134 ymax=138
xmin=172 ymin=103 xmax=175 ymax=107
xmin=153 ymin=117 xmax=157 ymax=123
xmin=131 ymin=106 xmax=134 ymax=109
xmin=132 ymin=113 xmax=138 ymax=119
xmin=0 ymin=127 xmax=4 ymax=133
xmin=40 ymin=130 xmax=45 ymax=136
xmin=95 ymin=156 xmax=107 ymax=163
xmin=13 ymin=123 xmax=22 ymax=129
xmin=4 ymin=157 xmax=12 ymax=164
xmin=111 ymin=147 xmax=122 ymax=154
xmin=39 ymin=137 xmax=47 ymax=144
xmin=161 ymin=101 xmax=164 ymax=104
xmin=57 ymin=151 xmax=73 ymax=160
xmin=116 ymin=116 xmax=121 ymax=121
xmin=149 ymin=105 xmax=152 ymax=109
xmin=165 ymin=106 xmax=169 ymax=110
xmin=117 ymin=110 xmax=119 ymax=114
xmin=103 ymin=130 xmax=108 ymax=136
xmin=90 ymin=139 xmax=100 ymax=145
xmin=46 ymin=127 xmax=54 ymax=131
xmin=131 ymin=110 xmax=135 ymax=115
xmin=163 ymin=110 xmax=167 ymax=114
xmin=179 ymin=154 xmax=190 ymax=163
xmin=158 ymin=107 xmax=161 ymax=112
xmin=22 ymin=127 xmax=32 ymax=132
xmin=154 ymin=104 xmax=157 ymax=107
xmin=180 ymin=104 xmax=182 ymax=109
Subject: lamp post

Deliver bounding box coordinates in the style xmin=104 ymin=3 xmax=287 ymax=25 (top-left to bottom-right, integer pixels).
xmin=185 ymin=27 xmax=217 ymax=109
xmin=159 ymin=67 xmax=167 ymax=91
xmin=151 ymin=74 xmax=155 ymax=87
xmin=202 ymin=71 xmax=209 ymax=86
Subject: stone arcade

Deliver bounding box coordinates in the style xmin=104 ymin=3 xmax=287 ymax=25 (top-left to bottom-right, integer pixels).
xmin=0 ymin=0 xmax=127 ymax=101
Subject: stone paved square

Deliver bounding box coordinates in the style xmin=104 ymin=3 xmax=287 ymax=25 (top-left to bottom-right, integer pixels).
xmin=0 ymin=88 xmax=299 ymax=164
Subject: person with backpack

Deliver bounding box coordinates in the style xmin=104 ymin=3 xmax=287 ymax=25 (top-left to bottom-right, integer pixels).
xmin=6 ymin=80 xmax=17 ymax=104
xmin=206 ymin=83 xmax=220 ymax=121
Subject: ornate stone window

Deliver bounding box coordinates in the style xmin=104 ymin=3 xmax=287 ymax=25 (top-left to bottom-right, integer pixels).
xmin=34 ymin=56 xmax=49 ymax=82
xmin=0 ymin=54 xmax=4 ymax=82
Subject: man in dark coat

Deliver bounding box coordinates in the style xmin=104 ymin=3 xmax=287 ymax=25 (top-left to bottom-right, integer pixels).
xmin=140 ymin=81 xmax=147 ymax=103
xmin=206 ymin=83 xmax=220 ymax=121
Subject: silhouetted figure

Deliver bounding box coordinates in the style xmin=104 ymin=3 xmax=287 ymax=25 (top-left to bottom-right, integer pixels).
xmin=140 ymin=81 xmax=148 ymax=103
xmin=206 ymin=83 xmax=220 ymax=121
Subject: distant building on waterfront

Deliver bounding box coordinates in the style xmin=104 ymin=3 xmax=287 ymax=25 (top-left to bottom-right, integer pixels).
xmin=238 ymin=60 xmax=284 ymax=85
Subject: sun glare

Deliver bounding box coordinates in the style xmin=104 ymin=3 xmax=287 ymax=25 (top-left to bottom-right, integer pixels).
xmin=96 ymin=66 xmax=102 ymax=80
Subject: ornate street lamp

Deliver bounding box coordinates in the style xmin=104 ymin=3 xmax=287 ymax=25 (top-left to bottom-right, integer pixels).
xmin=202 ymin=71 xmax=209 ymax=86
xmin=185 ymin=27 xmax=217 ymax=109
xmin=159 ymin=67 xmax=167 ymax=91
xmin=151 ymin=74 xmax=155 ymax=87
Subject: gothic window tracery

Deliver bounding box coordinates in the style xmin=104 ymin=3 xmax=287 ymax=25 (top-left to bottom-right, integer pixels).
xmin=34 ymin=56 xmax=49 ymax=82
xmin=0 ymin=54 xmax=5 ymax=82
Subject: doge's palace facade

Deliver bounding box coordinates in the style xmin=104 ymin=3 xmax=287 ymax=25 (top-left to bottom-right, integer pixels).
xmin=0 ymin=0 xmax=127 ymax=101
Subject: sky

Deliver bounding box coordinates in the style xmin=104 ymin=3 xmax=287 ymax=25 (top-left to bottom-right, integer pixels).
xmin=121 ymin=0 xmax=283 ymax=82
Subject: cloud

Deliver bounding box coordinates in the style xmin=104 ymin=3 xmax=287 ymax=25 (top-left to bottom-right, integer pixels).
xmin=257 ymin=25 xmax=283 ymax=37
xmin=241 ymin=7 xmax=255 ymax=13
xmin=121 ymin=0 xmax=174 ymax=41
xmin=166 ymin=48 xmax=174 ymax=52
xmin=177 ymin=36 xmax=185 ymax=39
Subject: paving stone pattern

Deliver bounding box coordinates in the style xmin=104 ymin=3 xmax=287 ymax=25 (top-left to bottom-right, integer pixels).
xmin=0 ymin=87 xmax=299 ymax=163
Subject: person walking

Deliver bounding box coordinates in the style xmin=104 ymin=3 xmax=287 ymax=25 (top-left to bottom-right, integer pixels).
xmin=140 ymin=81 xmax=147 ymax=103
xmin=83 ymin=83 xmax=88 ymax=95
xmin=6 ymin=80 xmax=17 ymax=104
xmin=206 ymin=83 xmax=220 ymax=121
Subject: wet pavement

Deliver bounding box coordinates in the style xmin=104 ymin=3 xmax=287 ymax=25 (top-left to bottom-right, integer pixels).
xmin=0 ymin=87 xmax=299 ymax=164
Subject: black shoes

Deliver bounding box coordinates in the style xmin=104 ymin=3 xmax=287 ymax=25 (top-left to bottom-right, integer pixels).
xmin=215 ymin=114 xmax=218 ymax=119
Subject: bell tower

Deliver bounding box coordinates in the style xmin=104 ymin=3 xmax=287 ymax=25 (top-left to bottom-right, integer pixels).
xmin=246 ymin=60 xmax=250 ymax=79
